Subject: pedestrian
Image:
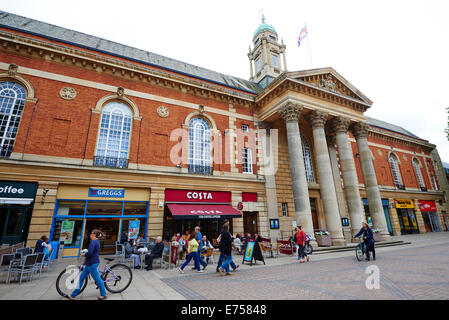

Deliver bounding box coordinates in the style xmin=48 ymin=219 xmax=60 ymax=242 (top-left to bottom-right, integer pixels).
xmin=217 ymin=224 xmax=234 ymax=276
xmin=254 ymin=231 xmax=263 ymax=244
xmin=354 ymin=222 xmax=376 ymax=261
xmin=293 ymin=226 xmax=308 ymax=263
xmin=191 ymin=226 xmax=207 ymax=270
xmin=178 ymin=232 xmax=204 ymax=273
xmin=66 ymin=229 xmax=107 ymax=300
xmin=216 ymin=222 xmax=239 ymax=272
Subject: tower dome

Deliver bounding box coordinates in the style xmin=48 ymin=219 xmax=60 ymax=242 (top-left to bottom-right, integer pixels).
xmin=253 ymin=14 xmax=277 ymax=39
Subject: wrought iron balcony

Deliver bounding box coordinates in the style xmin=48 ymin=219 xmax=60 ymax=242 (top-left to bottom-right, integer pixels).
xmin=93 ymin=156 xmax=128 ymax=169
xmin=188 ymin=164 xmax=213 ymax=175
xmin=395 ymin=184 xmax=406 ymax=190
xmin=420 ymin=186 xmax=428 ymax=192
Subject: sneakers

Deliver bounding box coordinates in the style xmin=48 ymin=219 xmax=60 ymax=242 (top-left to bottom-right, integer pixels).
xmin=300 ymin=260 xmax=305 ymax=263
xmin=197 ymin=270 xmax=204 ymax=273
xmin=178 ymin=267 xmax=184 ymax=274
xmin=218 ymin=267 xmax=224 ymax=276
xmin=306 ymin=256 xmax=310 ymax=262
xmin=134 ymin=266 xmax=141 ymax=269
xmin=297 ymin=256 xmax=301 ymax=260
xmin=225 ymin=272 xmax=233 ymax=276
xmin=232 ymin=265 xmax=239 ymax=271
xmin=202 ymin=265 xmax=207 ymax=270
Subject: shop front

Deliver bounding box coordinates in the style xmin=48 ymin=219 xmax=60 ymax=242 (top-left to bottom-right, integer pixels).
xmin=394 ymin=199 xmax=419 ymax=235
xmin=0 ymin=181 xmax=38 ymax=245
xmin=163 ymin=189 xmax=242 ymax=242
xmin=50 ymin=185 xmax=149 ymax=257
xmin=418 ymin=200 xmax=442 ymax=232
xmin=362 ymin=198 xmax=393 ymax=235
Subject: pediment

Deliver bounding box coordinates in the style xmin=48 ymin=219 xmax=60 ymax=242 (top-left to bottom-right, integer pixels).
xmin=287 ymin=67 xmax=372 ymax=106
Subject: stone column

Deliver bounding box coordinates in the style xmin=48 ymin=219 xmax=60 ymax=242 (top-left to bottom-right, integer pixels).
xmin=388 ymin=198 xmax=402 ymax=236
xmin=282 ymin=52 xmax=288 ymax=72
xmin=249 ymin=59 xmax=254 ymax=78
xmin=278 ymin=102 xmax=315 ymax=245
xmin=413 ymin=199 xmax=426 ymax=233
xmin=330 ymin=117 xmax=366 ymax=239
xmin=307 ymin=110 xmax=345 ymax=246
xmin=352 ymin=122 xmax=391 ymax=241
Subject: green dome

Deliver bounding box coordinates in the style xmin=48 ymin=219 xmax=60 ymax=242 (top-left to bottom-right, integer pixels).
xmin=253 ymin=15 xmax=277 ymax=39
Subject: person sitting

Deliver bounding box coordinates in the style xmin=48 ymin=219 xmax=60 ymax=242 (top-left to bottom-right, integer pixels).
xmin=125 ymin=239 xmax=141 ymax=269
xmin=144 ymin=236 xmax=164 ymax=271
xmin=200 ymin=235 xmax=214 ymax=264
xmin=136 ymin=234 xmax=145 ymax=246
xmin=233 ymin=235 xmax=244 ymax=254
xmin=35 ymin=235 xmax=48 ymax=253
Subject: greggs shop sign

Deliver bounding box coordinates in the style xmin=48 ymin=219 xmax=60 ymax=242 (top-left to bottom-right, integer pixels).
xmin=165 ymin=189 xmax=231 ymax=203
xmin=395 ymin=199 xmax=414 ymax=209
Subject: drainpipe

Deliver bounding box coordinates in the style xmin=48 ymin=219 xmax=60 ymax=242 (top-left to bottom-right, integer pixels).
xmin=21 ymin=99 xmax=38 ymax=160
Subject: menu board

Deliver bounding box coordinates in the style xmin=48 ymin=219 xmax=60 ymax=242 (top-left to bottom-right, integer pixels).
xmin=60 ymin=220 xmax=75 ymax=244
xmin=128 ymin=220 xmax=140 ymax=240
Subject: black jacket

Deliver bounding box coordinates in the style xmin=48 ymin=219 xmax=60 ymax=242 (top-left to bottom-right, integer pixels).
xmin=219 ymin=231 xmax=233 ymax=256
xmin=151 ymin=242 xmax=164 ymax=257
xmin=35 ymin=239 xmax=44 ymax=253
xmin=355 ymin=227 xmax=375 ymax=244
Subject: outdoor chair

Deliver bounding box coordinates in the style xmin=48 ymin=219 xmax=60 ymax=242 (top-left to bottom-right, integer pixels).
xmin=11 ymin=242 xmax=25 ymax=253
xmin=14 ymin=252 xmax=22 ymax=260
xmin=32 ymin=252 xmax=46 ymax=280
xmin=258 ymin=242 xmax=273 ymax=259
xmin=201 ymin=247 xmax=215 ymax=265
xmin=16 ymin=247 xmax=33 ymax=257
xmin=7 ymin=253 xmax=38 ymax=284
xmin=0 ymin=254 xmax=15 ymax=282
xmin=115 ymin=243 xmax=135 ymax=267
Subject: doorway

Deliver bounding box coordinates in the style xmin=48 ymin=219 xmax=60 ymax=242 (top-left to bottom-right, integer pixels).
xmin=397 ymin=208 xmax=419 ymax=234
xmin=310 ymin=198 xmax=319 ymax=232
xmin=0 ymin=206 xmax=30 ymax=245
xmin=82 ymin=218 xmax=120 ymax=254
xmin=243 ymin=211 xmax=258 ymax=236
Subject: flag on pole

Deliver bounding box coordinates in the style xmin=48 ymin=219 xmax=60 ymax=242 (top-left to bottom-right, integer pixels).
xmin=298 ymin=25 xmax=308 ymax=47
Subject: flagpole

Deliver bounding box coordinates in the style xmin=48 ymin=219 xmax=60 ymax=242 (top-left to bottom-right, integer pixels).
xmin=305 ymin=23 xmax=313 ymax=69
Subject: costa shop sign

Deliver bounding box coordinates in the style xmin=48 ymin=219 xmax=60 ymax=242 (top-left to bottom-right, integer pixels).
xmin=165 ymin=189 xmax=231 ymax=203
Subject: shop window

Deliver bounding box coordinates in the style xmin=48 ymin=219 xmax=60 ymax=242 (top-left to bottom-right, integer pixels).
xmin=120 ymin=218 xmax=147 ymax=243
xmin=56 ymin=201 xmax=86 ymax=216
xmin=52 ymin=218 xmax=83 ymax=247
xmin=123 ymin=202 xmax=147 ymax=215
xmin=94 ymin=101 xmax=132 ymax=168
xmin=242 ymin=147 xmax=253 ymax=174
xmin=0 ymin=81 xmax=27 ymax=158
xmin=188 ymin=117 xmax=212 ymax=174
xmin=86 ymin=201 xmax=122 ymax=215
xmin=301 ymin=134 xmax=315 ymax=182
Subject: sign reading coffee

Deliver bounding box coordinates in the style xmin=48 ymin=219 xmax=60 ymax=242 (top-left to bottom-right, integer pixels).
xmin=0 ymin=181 xmax=38 ymax=199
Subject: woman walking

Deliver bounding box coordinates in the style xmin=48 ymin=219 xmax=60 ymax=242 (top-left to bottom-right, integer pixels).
xmin=66 ymin=229 xmax=107 ymax=300
xmin=178 ymin=232 xmax=204 ymax=273
xmin=293 ymin=226 xmax=308 ymax=263
xmin=217 ymin=224 xmax=234 ymax=276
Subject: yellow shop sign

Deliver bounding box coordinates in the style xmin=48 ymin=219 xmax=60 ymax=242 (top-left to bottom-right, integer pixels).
xmin=395 ymin=199 xmax=414 ymax=209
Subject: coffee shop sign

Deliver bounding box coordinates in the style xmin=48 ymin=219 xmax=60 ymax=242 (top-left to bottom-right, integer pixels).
xmin=186 ymin=192 xmax=213 ymax=200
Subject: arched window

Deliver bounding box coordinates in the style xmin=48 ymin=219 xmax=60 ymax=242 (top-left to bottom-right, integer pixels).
xmin=412 ymin=159 xmax=425 ymax=190
xmin=188 ymin=118 xmax=211 ymax=174
xmin=301 ymin=134 xmax=315 ymax=182
xmin=389 ymin=154 xmax=403 ymax=189
xmin=0 ymin=81 xmax=27 ymax=158
xmin=94 ymin=101 xmax=132 ymax=168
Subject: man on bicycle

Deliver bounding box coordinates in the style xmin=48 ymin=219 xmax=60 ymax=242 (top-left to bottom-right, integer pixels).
xmin=354 ymin=222 xmax=376 ymax=261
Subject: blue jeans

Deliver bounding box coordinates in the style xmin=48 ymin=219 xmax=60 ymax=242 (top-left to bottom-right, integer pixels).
xmin=71 ymin=263 xmax=106 ymax=298
xmin=181 ymin=252 xmax=200 ymax=271
xmin=219 ymin=254 xmax=233 ymax=272
xmin=216 ymin=253 xmax=236 ymax=272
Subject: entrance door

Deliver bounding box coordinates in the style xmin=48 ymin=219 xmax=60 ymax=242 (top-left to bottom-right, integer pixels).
xmin=310 ymin=198 xmax=319 ymax=232
xmin=243 ymin=212 xmax=258 ymax=235
xmin=83 ymin=219 xmax=120 ymax=254
xmin=1 ymin=207 xmax=28 ymax=245
xmin=429 ymin=212 xmax=442 ymax=232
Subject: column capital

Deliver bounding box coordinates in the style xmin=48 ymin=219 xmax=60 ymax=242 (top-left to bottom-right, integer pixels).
xmin=327 ymin=134 xmax=337 ymax=147
xmin=351 ymin=122 xmax=371 ymax=139
xmin=278 ymin=102 xmax=303 ymax=122
xmin=307 ymin=110 xmax=329 ymax=128
xmin=329 ymin=116 xmax=351 ymax=134
xmin=256 ymin=121 xmax=273 ymax=130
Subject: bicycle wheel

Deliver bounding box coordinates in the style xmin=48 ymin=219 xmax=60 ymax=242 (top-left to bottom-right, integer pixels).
xmin=304 ymin=244 xmax=313 ymax=255
xmin=56 ymin=265 xmax=88 ymax=297
xmin=355 ymin=245 xmax=364 ymax=261
xmin=103 ymin=263 xmax=133 ymax=293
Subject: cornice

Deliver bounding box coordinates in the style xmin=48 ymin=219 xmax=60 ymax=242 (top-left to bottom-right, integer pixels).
xmin=0 ymin=30 xmax=257 ymax=107
xmin=368 ymin=126 xmax=435 ymax=150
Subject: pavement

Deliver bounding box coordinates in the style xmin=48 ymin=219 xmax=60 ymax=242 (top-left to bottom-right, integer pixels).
xmin=0 ymin=232 xmax=448 ymax=300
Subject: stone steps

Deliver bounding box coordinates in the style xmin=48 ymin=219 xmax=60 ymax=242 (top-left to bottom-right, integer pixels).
xmin=313 ymin=240 xmax=411 ymax=254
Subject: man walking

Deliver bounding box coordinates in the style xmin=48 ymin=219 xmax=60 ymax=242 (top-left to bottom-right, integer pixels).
xmin=192 ymin=226 xmax=208 ymax=270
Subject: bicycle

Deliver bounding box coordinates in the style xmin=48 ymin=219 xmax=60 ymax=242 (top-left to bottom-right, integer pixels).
xmin=355 ymin=237 xmax=366 ymax=261
xmin=56 ymin=257 xmax=133 ymax=298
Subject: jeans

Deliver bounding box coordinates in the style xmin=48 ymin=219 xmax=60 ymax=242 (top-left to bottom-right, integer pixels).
xmin=297 ymin=245 xmax=306 ymax=259
xmin=130 ymin=254 xmax=140 ymax=267
xmin=219 ymin=254 xmax=233 ymax=273
xmin=216 ymin=253 xmax=236 ymax=271
xmin=181 ymin=252 xmax=200 ymax=271
xmin=71 ymin=263 xmax=106 ymax=298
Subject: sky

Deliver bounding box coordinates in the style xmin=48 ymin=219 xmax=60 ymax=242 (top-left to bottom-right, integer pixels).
xmin=1 ymin=0 xmax=448 ymax=162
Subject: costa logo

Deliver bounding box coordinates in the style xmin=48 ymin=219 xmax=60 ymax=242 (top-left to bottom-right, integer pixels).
xmin=187 ymin=192 xmax=213 ymax=200
xmin=190 ymin=210 xmax=223 ymax=214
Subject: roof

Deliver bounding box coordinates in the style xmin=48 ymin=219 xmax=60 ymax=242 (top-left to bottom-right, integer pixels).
xmin=365 ymin=116 xmax=426 ymax=141
xmin=253 ymin=15 xmax=277 ymax=39
xmin=0 ymin=11 xmax=262 ymax=94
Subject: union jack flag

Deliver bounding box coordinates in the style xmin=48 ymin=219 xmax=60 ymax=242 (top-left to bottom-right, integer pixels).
xmin=298 ymin=25 xmax=308 ymax=47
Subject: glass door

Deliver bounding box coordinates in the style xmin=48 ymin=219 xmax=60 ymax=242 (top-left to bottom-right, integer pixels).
xmin=1 ymin=207 xmax=28 ymax=244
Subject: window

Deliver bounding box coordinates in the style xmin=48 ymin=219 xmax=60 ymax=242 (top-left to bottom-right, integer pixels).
xmin=256 ymin=58 xmax=261 ymax=72
xmin=94 ymin=101 xmax=132 ymax=168
xmin=389 ymin=154 xmax=403 ymax=189
xmin=188 ymin=117 xmax=211 ymax=174
xmin=301 ymin=134 xmax=315 ymax=182
xmin=242 ymin=147 xmax=253 ymax=174
xmin=412 ymin=159 xmax=425 ymax=189
xmin=0 ymin=81 xmax=27 ymax=158
xmin=269 ymin=35 xmax=276 ymax=41
xmin=431 ymin=174 xmax=439 ymax=190
xmin=241 ymin=124 xmax=249 ymax=132
xmin=281 ymin=203 xmax=288 ymax=217
xmin=272 ymin=55 xmax=279 ymax=68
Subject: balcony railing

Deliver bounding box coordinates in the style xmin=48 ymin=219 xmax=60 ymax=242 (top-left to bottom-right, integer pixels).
xmin=93 ymin=156 xmax=128 ymax=169
xmin=188 ymin=164 xmax=213 ymax=175
xmin=420 ymin=186 xmax=428 ymax=192
xmin=395 ymin=184 xmax=406 ymax=190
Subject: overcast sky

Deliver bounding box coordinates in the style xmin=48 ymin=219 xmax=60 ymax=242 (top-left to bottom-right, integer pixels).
xmin=1 ymin=0 xmax=448 ymax=162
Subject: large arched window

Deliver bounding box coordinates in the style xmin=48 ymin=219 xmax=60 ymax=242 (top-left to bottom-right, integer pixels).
xmin=0 ymin=81 xmax=27 ymax=158
xmin=94 ymin=101 xmax=132 ymax=168
xmin=389 ymin=154 xmax=403 ymax=189
xmin=301 ymin=134 xmax=315 ymax=182
xmin=412 ymin=159 xmax=425 ymax=190
xmin=188 ymin=117 xmax=211 ymax=174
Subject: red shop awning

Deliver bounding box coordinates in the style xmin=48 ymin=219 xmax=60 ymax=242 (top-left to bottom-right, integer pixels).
xmin=167 ymin=203 xmax=242 ymax=219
